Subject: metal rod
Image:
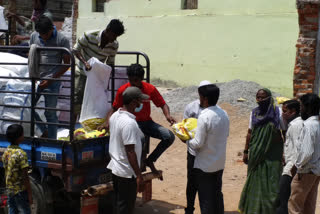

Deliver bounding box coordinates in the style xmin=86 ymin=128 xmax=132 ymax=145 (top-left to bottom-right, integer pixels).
xmin=0 ymin=118 xmax=71 ymax=127
xmin=30 ymin=78 xmax=35 ymax=137
xmin=0 ymin=90 xmax=71 ymax=98
xmin=69 ymin=50 xmax=76 ymax=142
xmin=0 ymin=104 xmax=71 ymax=112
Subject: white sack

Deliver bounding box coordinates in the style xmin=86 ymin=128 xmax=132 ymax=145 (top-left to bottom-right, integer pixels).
xmin=0 ymin=6 xmax=7 ymax=36
xmin=79 ymin=57 xmax=111 ymax=123
xmin=0 ymin=52 xmax=28 ymax=77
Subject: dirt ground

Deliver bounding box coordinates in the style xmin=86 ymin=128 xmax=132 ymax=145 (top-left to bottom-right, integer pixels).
xmin=133 ymin=103 xmax=320 ymax=214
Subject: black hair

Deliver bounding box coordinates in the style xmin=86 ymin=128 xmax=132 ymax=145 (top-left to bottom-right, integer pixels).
xmin=6 ymin=124 xmax=23 ymax=144
xmin=127 ymin=64 xmax=145 ymax=79
xmin=198 ymin=84 xmax=220 ymax=106
xmin=107 ymin=19 xmax=125 ymax=36
xmin=33 ymin=0 xmax=47 ymax=7
xmin=283 ymin=99 xmax=300 ymax=115
xmin=40 ymin=0 xmax=47 ymax=7
xmin=35 ymin=15 xmax=53 ymax=34
xmin=300 ymin=93 xmax=320 ymax=116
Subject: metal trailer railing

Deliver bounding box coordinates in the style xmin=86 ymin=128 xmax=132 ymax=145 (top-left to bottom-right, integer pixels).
xmin=0 ymin=47 xmax=151 ymax=141
xmin=0 ymin=46 xmax=76 ymax=142
xmin=110 ymin=51 xmax=150 ymax=101
xmin=0 ymin=46 xmax=151 ymax=193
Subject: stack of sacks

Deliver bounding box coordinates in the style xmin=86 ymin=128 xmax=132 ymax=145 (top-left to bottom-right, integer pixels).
xmin=0 ymin=53 xmax=43 ymax=136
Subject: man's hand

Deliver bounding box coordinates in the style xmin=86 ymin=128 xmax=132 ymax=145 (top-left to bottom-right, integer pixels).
xmin=291 ymin=165 xmax=297 ymax=178
xmin=38 ymin=80 xmax=51 ymax=89
xmin=97 ymin=121 xmax=109 ymax=132
xmin=136 ymin=175 xmax=144 ymax=193
xmin=5 ymin=12 xmax=18 ymax=19
xmin=166 ymin=115 xmax=176 ymax=126
xmin=85 ymin=62 xmax=92 ymax=71
xmin=243 ymin=153 xmax=248 ymax=165
xmin=11 ymin=35 xmax=27 ymax=45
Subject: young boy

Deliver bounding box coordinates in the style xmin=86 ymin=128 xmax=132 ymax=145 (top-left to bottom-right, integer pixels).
xmin=2 ymin=124 xmax=32 ymax=213
xmin=276 ymin=99 xmax=302 ymax=214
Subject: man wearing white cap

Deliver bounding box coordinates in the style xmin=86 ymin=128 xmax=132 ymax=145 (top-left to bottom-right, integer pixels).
xmin=107 ymin=86 xmax=149 ymax=214
xmin=183 ymin=80 xmax=214 ymax=214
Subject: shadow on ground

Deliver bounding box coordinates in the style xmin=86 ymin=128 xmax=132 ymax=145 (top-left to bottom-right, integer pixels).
xmin=134 ymin=198 xmax=183 ymax=214
xmin=134 ymin=197 xmax=239 ymax=214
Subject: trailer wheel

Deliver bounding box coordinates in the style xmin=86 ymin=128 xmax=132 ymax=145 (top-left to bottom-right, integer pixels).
xmin=30 ymin=177 xmax=46 ymax=214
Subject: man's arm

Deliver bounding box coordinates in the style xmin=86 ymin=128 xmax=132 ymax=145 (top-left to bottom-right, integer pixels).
xmin=97 ymin=106 xmax=117 ymax=131
xmin=22 ymin=168 xmax=33 ymax=205
xmin=73 ymin=33 xmax=92 ymax=71
xmin=73 ymin=49 xmax=91 ymax=71
xmin=125 ymin=144 xmax=144 ymax=193
xmin=295 ymin=127 xmax=315 ymax=170
xmin=189 ymin=116 xmax=206 ymax=150
xmin=39 ymin=54 xmax=71 ymax=89
xmin=161 ymin=104 xmax=176 ymax=125
xmin=52 ymin=54 xmax=71 ymax=79
xmin=6 ymin=12 xmax=26 ymax=26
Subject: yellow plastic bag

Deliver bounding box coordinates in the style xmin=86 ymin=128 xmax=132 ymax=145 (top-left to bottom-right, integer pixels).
xmin=172 ymin=118 xmax=197 ymax=141
xmin=276 ymin=97 xmax=290 ymax=105
xmin=80 ymin=118 xmax=106 ymax=132
xmin=74 ymin=128 xmax=109 ymax=140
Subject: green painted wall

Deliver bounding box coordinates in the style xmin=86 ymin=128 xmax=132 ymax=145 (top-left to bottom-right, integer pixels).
xmin=77 ymin=0 xmax=299 ymax=96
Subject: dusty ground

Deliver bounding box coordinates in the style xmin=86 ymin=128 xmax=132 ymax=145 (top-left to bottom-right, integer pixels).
xmin=133 ymin=102 xmax=320 ymax=214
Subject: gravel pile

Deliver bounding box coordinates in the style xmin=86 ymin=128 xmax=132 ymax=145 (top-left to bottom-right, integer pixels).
xmin=161 ymin=79 xmax=281 ymax=114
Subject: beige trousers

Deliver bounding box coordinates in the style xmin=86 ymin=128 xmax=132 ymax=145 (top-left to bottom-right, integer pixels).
xmin=288 ymin=173 xmax=320 ymax=214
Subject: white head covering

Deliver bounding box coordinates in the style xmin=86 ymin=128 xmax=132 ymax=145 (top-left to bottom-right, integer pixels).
xmin=198 ymin=80 xmax=211 ymax=88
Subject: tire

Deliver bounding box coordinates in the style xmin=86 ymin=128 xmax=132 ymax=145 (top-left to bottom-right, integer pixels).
xmin=29 ymin=177 xmax=46 ymax=214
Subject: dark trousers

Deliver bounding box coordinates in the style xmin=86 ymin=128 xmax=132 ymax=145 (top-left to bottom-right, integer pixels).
xmin=195 ymin=169 xmax=224 ymax=214
xmin=8 ymin=190 xmax=31 ymax=214
xmin=112 ymin=174 xmax=137 ymax=214
xmin=185 ymin=152 xmax=197 ymax=214
xmin=276 ymin=175 xmax=292 ymax=214
xmin=138 ymin=120 xmax=175 ymax=162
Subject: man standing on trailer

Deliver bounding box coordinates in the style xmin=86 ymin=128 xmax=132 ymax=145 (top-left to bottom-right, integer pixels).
xmin=73 ymin=19 xmax=125 ymax=118
xmin=29 ymin=15 xmax=70 ymax=139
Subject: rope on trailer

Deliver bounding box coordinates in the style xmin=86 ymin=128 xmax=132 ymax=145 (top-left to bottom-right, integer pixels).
xmin=28 ymin=44 xmax=40 ymax=78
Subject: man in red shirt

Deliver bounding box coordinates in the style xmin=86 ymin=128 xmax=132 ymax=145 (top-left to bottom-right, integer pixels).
xmin=100 ymin=64 xmax=176 ymax=172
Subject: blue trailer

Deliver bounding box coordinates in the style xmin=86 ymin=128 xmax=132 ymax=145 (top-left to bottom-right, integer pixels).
xmin=0 ymin=46 xmax=150 ymax=213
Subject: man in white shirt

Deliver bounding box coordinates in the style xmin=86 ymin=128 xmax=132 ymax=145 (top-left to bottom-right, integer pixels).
xmin=276 ymin=99 xmax=302 ymax=214
xmin=183 ymin=80 xmax=211 ymax=214
xmin=107 ymin=86 xmax=148 ymax=214
xmin=288 ymin=93 xmax=320 ymax=214
xmin=189 ymin=84 xmax=229 ymax=214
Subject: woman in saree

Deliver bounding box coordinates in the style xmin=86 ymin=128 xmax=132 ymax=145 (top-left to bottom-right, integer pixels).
xmin=238 ymin=88 xmax=284 ymax=214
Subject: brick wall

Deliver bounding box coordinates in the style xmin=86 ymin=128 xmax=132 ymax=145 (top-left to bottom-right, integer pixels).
xmin=294 ymin=3 xmax=319 ymax=97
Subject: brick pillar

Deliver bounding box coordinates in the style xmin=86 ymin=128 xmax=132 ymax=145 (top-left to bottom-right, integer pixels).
xmin=72 ymin=0 xmax=79 ymax=47
xmin=294 ymin=3 xmax=319 ymax=97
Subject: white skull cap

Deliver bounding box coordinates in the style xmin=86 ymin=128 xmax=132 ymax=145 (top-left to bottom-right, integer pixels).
xmin=198 ymin=80 xmax=211 ymax=88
